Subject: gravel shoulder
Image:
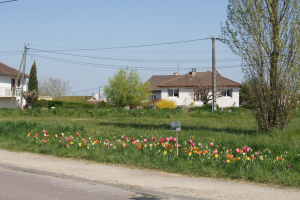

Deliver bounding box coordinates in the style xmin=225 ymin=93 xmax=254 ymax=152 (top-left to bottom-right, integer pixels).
xmin=0 ymin=149 xmax=299 ymax=200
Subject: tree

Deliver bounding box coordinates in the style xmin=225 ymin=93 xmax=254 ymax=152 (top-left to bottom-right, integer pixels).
xmin=190 ymin=85 xmax=224 ymax=105
xmin=23 ymin=89 xmax=37 ymax=109
xmin=38 ymin=76 xmax=71 ymax=99
xmin=104 ymin=68 xmax=151 ymax=107
xmin=221 ymin=0 xmax=300 ymax=131
xmin=28 ymin=61 xmax=38 ymax=106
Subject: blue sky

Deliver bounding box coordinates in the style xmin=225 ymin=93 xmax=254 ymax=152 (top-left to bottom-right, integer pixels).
xmin=0 ymin=0 xmax=243 ymax=96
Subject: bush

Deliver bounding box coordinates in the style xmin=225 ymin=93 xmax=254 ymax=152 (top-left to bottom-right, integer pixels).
xmin=63 ymin=102 xmax=95 ymax=109
xmin=98 ymin=102 xmax=113 ymax=108
xmin=156 ymin=99 xmax=176 ymax=109
xmin=48 ymin=100 xmax=63 ymax=108
xmin=33 ymin=99 xmax=49 ymax=108
xmin=189 ymin=104 xmax=219 ymax=112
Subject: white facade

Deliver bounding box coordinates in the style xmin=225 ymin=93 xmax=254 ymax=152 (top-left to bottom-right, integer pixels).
xmin=0 ymin=75 xmax=27 ymax=108
xmin=160 ymin=87 xmax=240 ymax=108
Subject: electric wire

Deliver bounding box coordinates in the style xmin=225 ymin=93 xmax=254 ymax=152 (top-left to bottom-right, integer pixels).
xmin=0 ymin=0 xmax=17 ymax=3
xmin=27 ymin=38 xmax=210 ymax=52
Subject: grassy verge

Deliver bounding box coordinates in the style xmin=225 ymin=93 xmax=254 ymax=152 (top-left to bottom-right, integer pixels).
xmin=0 ymin=107 xmax=299 ymax=187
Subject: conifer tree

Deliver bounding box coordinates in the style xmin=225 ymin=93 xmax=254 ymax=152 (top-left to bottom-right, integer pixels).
xmin=28 ymin=61 xmax=38 ymax=107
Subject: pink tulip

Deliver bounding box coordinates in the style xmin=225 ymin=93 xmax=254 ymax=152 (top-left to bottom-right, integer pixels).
xmin=92 ymin=138 xmax=95 ymax=142
xmin=244 ymin=146 xmax=250 ymax=153
xmin=125 ymin=137 xmax=128 ymax=141
xmin=62 ymin=135 xmax=64 ymax=139
xmin=136 ymin=141 xmax=140 ymax=144
xmin=109 ymin=144 xmax=113 ymax=147
xmin=228 ymin=149 xmax=232 ymax=152
xmin=191 ymin=143 xmax=196 ymax=147
xmin=236 ymin=148 xmax=240 ymax=153
xmin=209 ymin=142 xmax=214 ymax=147
xmin=254 ymin=152 xmax=258 ymax=156
xmin=173 ymin=138 xmax=176 ymax=142
xmin=43 ymin=130 xmax=45 ymax=133
xmin=121 ymin=135 xmax=124 ymax=139
xmin=165 ymin=137 xmax=170 ymax=142
xmin=178 ymin=144 xmax=181 ymax=148
xmin=189 ymin=139 xmax=193 ymax=144
xmin=130 ymin=137 xmax=134 ymax=141
xmin=45 ymin=131 xmax=48 ymax=134
xmin=169 ymin=137 xmax=173 ymax=141
xmin=143 ymin=139 xmax=147 ymax=143
xmin=152 ymin=137 xmax=156 ymax=142
xmin=212 ymin=150 xmax=218 ymax=155
xmin=104 ymin=139 xmax=108 ymax=142
xmin=44 ymin=140 xmax=47 ymax=143
xmin=159 ymin=138 xmax=164 ymax=143
xmin=76 ymin=132 xmax=79 ymax=136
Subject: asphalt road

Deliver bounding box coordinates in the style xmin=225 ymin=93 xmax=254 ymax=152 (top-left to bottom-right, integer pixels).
xmin=0 ymin=167 xmax=163 ymax=200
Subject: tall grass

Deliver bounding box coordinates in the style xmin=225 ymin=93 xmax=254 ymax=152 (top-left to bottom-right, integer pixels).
xmin=0 ymin=107 xmax=299 ymax=187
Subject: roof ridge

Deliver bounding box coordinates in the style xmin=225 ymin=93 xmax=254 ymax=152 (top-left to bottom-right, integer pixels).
xmin=157 ymin=72 xmax=188 ymax=86
xmin=215 ymin=72 xmax=243 ymax=86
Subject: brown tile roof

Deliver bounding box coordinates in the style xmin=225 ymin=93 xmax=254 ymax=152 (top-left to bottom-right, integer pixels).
xmin=157 ymin=71 xmax=243 ymax=88
xmin=0 ymin=62 xmax=29 ymax=78
xmin=147 ymin=75 xmax=180 ymax=91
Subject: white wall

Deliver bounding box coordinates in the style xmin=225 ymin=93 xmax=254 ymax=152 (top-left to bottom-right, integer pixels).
xmin=216 ymin=87 xmax=240 ymax=107
xmin=160 ymin=87 xmax=240 ymax=107
xmin=0 ymin=75 xmax=27 ymax=108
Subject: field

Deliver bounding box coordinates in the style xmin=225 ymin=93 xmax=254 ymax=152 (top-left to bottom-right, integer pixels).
xmin=0 ymin=107 xmax=299 ymax=187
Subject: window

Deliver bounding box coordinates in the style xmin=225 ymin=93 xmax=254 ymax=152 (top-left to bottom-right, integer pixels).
xmin=11 ymin=79 xmax=15 ymax=91
xmin=150 ymin=94 xmax=157 ymax=101
xmin=222 ymin=89 xmax=232 ymax=97
xmin=169 ymin=88 xmax=179 ymax=98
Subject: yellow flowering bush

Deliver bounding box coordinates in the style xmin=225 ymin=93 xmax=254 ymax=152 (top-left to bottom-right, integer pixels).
xmin=156 ymin=99 xmax=176 ymax=109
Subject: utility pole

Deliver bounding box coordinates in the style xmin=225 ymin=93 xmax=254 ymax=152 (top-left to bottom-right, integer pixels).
xmin=20 ymin=45 xmax=27 ymax=109
xmin=99 ymin=86 xmax=101 ymax=100
xmin=212 ymin=37 xmax=217 ymax=111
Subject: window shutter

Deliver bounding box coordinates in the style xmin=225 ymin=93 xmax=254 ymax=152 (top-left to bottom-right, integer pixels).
xmin=178 ymin=88 xmax=179 ymax=98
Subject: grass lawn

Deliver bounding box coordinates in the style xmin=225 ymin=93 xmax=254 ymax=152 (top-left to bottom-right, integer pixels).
xmin=0 ymin=107 xmax=299 ymax=187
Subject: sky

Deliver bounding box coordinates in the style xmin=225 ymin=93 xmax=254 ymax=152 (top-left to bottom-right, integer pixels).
xmin=0 ymin=0 xmax=243 ymax=96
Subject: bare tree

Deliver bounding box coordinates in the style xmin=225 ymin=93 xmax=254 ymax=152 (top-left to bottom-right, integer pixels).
xmin=190 ymin=85 xmax=225 ymax=105
xmin=23 ymin=89 xmax=37 ymax=109
xmin=39 ymin=76 xmax=71 ymax=99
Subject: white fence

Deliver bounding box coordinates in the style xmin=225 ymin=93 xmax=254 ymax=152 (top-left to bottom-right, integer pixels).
xmin=0 ymin=87 xmax=21 ymax=97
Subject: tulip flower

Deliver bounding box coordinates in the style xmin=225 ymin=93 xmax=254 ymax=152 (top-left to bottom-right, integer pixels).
xmin=165 ymin=137 xmax=170 ymax=142
xmin=169 ymin=137 xmax=173 ymax=141
xmin=152 ymin=137 xmax=156 ymax=142
xmin=189 ymin=139 xmax=193 ymax=144
xmin=125 ymin=137 xmax=129 ymax=141
xmin=159 ymin=138 xmax=164 ymax=143
xmin=212 ymin=150 xmax=218 ymax=155
xmin=121 ymin=135 xmax=124 ymax=139
xmin=109 ymin=144 xmax=113 ymax=147
xmin=143 ymin=139 xmax=147 ymax=143
xmin=130 ymin=137 xmax=134 ymax=141
xmin=254 ymin=152 xmax=258 ymax=156
xmin=209 ymin=142 xmax=214 ymax=147
xmin=173 ymin=138 xmax=176 ymax=142
xmin=76 ymin=132 xmax=79 ymax=136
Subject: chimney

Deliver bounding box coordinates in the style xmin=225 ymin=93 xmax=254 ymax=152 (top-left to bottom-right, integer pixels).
xmin=192 ymin=68 xmax=196 ymax=76
xmin=173 ymin=72 xmax=178 ymax=75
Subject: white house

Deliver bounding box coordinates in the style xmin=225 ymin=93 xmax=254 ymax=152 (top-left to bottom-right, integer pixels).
xmin=0 ymin=62 xmax=28 ymax=108
xmin=147 ymin=70 xmax=243 ymax=108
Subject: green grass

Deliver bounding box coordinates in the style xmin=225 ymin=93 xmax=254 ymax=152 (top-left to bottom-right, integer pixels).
xmin=0 ymin=107 xmax=299 ymax=188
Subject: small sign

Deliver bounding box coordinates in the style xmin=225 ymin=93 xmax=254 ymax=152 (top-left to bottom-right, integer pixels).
xmin=171 ymin=121 xmax=180 ymax=131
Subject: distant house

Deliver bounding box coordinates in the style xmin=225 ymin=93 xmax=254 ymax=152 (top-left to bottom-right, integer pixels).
xmin=147 ymin=70 xmax=243 ymax=108
xmin=0 ymin=62 xmax=29 ymax=108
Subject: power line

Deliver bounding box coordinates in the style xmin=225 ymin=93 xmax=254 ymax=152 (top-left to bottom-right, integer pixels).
xmin=28 ymin=53 xmax=241 ymax=71
xmin=0 ymin=0 xmax=17 ymax=3
xmin=66 ymin=87 xmax=99 ymax=94
xmin=27 ymin=38 xmax=210 ymax=52
xmin=29 ymin=50 xmax=240 ymax=63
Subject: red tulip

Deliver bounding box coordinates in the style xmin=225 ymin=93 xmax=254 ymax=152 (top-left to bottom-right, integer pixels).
xmin=159 ymin=138 xmax=164 ymax=143
xmin=152 ymin=137 xmax=156 ymax=142
xmin=130 ymin=137 xmax=134 ymax=141
xmin=76 ymin=132 xmax=79 ymax=136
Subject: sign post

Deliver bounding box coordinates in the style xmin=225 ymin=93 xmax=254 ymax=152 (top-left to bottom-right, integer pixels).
xmin=171 ymin=121 xmax=180 ymax=156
